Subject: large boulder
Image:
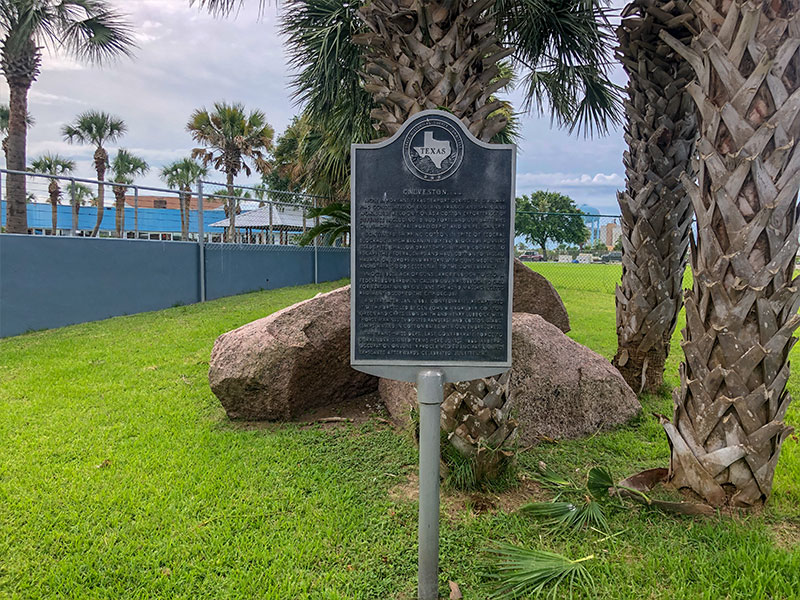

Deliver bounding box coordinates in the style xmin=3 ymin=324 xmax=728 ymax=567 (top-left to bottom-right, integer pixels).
xmin=209 ymin=286 xmax=378 ymax=420
xmin=513 ymin=258 xmax=570 ymax=332
xmin=381 ymin=314 xmax=640 ymax=442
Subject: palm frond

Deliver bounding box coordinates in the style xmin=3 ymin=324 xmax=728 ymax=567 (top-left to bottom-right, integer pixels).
xmin=488 ymin=542 xmax=595 ymax=600
xmin=297 ymin=201 xmax=350 ymax=246
xmin=587 ymin=467 xmax=614 ymax=500
xmin=532 ymin=466 xmax=574 ymax=490
xmin=495 ymin=0 xmax=622 ymax=136
xmin=521 ymin=500 xmax=608 ymax=533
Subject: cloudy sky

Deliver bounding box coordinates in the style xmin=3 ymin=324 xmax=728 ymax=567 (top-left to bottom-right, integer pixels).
xmin=4 ymin=0 xmax=628 ymax=215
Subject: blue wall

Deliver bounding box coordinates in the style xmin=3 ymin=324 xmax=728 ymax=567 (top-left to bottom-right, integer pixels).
xmin=0 ymin=235 xmax=350 ymax=337
xmin=1 ymin=201 xmax=226 ymax=233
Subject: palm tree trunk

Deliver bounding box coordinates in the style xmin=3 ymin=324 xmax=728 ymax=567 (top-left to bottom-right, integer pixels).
xmin=5 ymin=82 xmax=31 ymax=233
xmin=73 ymin=200 xmax=79 ymax=235
xmin=49 ymin=180 xmax=60 ymax=235
xmin=226 ymin=172 xmax=236 ymax=243
xmin=182 ymin=190 xmax=191 ymax=240
xmin=91 ymin=147 xmax=108 ymax=237
xmin=612 ymin=0 xmax=698 ymax=394
xmin=356 ymin=0 xmax=511 ymax=141
xmin=660 ymin=0 xmax=800 ymax=507
xmin=113 ymin=185 xmax=126 ymax=238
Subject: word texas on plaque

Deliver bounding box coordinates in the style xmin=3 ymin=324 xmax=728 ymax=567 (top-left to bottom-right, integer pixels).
xmin=350 ymin=110 xmax=515 ymax=383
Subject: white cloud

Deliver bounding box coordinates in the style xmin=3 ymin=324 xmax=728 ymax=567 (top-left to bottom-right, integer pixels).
xmin=29 ymin=90 xmax=87 ymax=106
xmin=517 ymin=172 xmax=624 ymax=188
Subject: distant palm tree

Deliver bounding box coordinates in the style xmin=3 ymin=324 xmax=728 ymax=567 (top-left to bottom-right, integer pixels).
xmin=29 ymin=153 xmax=75 ymax=235
xmin=0 ymin=104 xmax=33 ymax=163
xmin=62 ymin=111 xmax=127 ymax=237
xmin=110 ymin=149 xmax=148 ymax=238
xmin=160 ymin=158 xmax=208 ymax=240
xmin=187 ymin=102 xmax=273 ymax=241
xmin=65 ymin=181 xmax=95 ymax=235
xmin=0 ymin=0 xmax=134 ymax=234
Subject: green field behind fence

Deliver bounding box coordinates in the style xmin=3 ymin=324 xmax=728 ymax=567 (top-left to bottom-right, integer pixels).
xmin=1 ymin=272 xmax=799 ymax=599
xmin=523 ymin=261 xmax=695 ymax=295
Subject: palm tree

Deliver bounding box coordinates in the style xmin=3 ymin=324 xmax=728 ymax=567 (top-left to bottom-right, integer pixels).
xmin=29 ymin=153 xmax=75 ymax=235
xmin=0 ymin=0 xmax=134 ymax=234
xmin=612 ymin=1 xmax=698 ymax=393
xmin=62 ymin=111 xmax=127 ymax=237
xmin=187 ymin=102 xmax=274 ymax=241
xmin=65 ymin=181 xmax=94 ymax=235
xmin=0 ymin=103 xmax=33 ymax=163
xmin=198 ymin=0 xmax=621 ymax=482
xmin=160 ymin=158 xmax=208 ymax=240
xmin=110 ymin=149 xmax=148 ymax=238
xmin=298 ymin=202 xmax=350 ymax=246
xmin=657 ymin=2 xmax=800 ymax=507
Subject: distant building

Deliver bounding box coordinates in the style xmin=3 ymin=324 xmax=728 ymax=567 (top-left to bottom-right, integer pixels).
xmin=579 ymin=204 xmax=601 ymax=244
xmin=124 ymin=195 xmax=224 ymax=211
xmin=604 ymin=221 xmax=622 ymax=249
xmin=1 ymin=201 xmax=226 ymax=241
xmin=210 ymin=205 xmax=311 ymax=245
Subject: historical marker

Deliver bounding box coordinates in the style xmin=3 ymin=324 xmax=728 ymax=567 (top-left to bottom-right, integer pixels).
xmin=351 ymin=110 xmax=515 ymax=600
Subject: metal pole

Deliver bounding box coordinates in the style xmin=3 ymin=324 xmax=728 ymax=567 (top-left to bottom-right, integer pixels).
xmin=313 ymin=198 xmax=318 ymax=284
xmin=69 ymin=178 xmax=76 ymax=236
xmin=269 ymin=201 xmax=273 ymax=245
xmin=417 ymin=369 xmax=444 ymax=600
xmin=198 ymin=181 xmax=206 ymax=302
xmin=134 ymin=186 xmax=139 ymax=238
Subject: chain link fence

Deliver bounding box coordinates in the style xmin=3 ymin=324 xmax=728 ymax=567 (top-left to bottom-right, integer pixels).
xmin=516 ymin=212 xmax=626 ymax=295
xmin=0 ymin=169 xmax=336 ymax=248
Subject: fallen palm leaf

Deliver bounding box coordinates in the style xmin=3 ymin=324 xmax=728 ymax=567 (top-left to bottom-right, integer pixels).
xmin=488 ymin=542 xmax=595 ymax=600
xmin=521 ymin=499 xmax=608 ymax=533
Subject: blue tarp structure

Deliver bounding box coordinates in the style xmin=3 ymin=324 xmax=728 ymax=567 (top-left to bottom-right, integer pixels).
xmin=1 ymin=201 xmax=226 ymax=233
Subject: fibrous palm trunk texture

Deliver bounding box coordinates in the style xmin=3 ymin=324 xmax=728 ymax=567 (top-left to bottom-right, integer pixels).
xmin=355 ymin=0 xmax=510 ymax=141
xmin=613 ymin=0 xmax=699 ymax=394
xmin=91 ymin=147 xmax=108 ymax=238
xmin=113 ymin=185 xmax=126 ymax=238
xmin=48 ymin=179 xmax=60 ymax=235
xmin=441 ymin=372 xmax=518 ymax=484
xmin=659 ymin=0 xmax=800 ymax=507
xmin=2 ymin=38 xmax=39 ymax=234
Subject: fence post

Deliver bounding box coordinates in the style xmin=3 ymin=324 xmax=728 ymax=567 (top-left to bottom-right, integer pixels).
xmin=313 ymin=197 xmax=318 ymax=284
xmin=134 ymin=186 xmax=139 ymax=238
xmin=70 ymin=178 xmax=77 ymax=236
xmin=197 ymin=181 xmax=206 ymax=302
xmin=269 ymin=201 xmax=273 ymax=245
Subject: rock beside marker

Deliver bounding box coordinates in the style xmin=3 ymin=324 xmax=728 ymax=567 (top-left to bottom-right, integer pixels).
xmin=513 ymin=258 xmax=570 ymax=333
xmin=510 ymin=313 xmax=640 ymax=444
xmin=209 ymin=285 xmax=378 ymax=420
xmin=380 ymin=313 xmax=640 ymax=442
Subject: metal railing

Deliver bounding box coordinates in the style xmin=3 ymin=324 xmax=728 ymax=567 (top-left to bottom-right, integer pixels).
xmin=0 ymin=169 xmax=344 ymax=300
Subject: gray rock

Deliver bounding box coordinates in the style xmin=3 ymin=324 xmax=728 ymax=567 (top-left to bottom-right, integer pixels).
xmin=510 ymin=313 xmax=640 ymax=444
xmin=513 ymin=258 xmax=570 ymax=332
xmin=209 ymin=286 xmax=378 ymax=420
xmin=381 ymin=313 xmax=640 ymax=440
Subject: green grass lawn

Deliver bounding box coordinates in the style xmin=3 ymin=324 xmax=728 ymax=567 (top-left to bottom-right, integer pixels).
xmin=2 ymin=274 xmax=800 ymax=599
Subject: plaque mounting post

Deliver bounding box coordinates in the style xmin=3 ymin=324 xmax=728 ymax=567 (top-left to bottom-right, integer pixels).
xmin=417 ymin=368 xmax=444 ymax=600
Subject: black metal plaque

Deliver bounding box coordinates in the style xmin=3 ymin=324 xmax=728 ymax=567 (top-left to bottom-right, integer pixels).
xmin=351 ymin=110 xmax=515 ymax=383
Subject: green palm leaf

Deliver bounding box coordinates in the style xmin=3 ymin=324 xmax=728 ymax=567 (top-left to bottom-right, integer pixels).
xmin=488 ymin=542 xmax=595 ymax=600
xmin=587 ymin=466 xmax=614 ymax=500
xmin=521 ymin=500 xmax=608 ymax=533
xmin=298 ymin=202 xmax=350 ymax=246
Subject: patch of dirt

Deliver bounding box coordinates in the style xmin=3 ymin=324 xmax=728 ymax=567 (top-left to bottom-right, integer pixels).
xmin=298 ymin=391 xmax=389 ymax=427
xmin=388 ymin=473 xmax=548 ymax=519
xmin=223 ymin=391 xmax=390 ymax=431
xmin=770 ymin=521 xmax=800 ymax=551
